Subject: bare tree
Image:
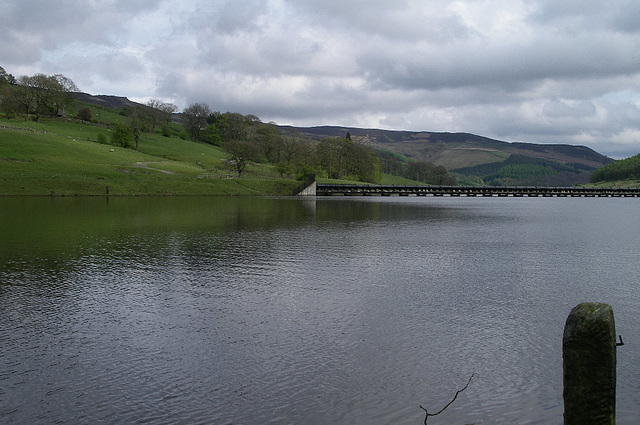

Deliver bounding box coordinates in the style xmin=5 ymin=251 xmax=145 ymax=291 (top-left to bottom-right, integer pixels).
xmin=146 ymin=99 xmax=177 ymax=133
xmin=15 ymin=73 xmax=78 ymax=120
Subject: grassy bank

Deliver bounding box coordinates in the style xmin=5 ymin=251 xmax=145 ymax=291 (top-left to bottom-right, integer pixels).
xmin=0 ymin=117 xmax=301 ymax=196
xmin=588 ymin=179 xmax=640 ymax=188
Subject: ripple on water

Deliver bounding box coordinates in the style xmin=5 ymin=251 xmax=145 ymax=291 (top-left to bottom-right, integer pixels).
xmin=3 ymin=197 xmax=640 ymax=424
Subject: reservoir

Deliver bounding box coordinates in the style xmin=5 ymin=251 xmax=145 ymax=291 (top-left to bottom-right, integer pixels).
xmin=1 ymin=196 xmax=639 ymax=424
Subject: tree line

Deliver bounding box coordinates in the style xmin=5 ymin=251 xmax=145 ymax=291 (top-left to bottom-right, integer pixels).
xmin=590 ymin=154 xmax=640 ymax=183
xmin=380 ymin=152 xmax=455 ymax=185
xmin=179 ymin=102 xmax=383 ymax=181
xmin=0 ymin=67 xmax=79 ymax=121
xmin=180 ymin=101 xmax=455 ymax=184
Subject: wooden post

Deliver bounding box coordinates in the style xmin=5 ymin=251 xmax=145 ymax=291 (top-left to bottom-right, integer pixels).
xmin=563 ymin=302 xmax=617 ymax=424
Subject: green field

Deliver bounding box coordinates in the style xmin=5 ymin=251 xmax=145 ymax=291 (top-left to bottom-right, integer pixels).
xmin=0 ymin=117 xmax=301 ymax=196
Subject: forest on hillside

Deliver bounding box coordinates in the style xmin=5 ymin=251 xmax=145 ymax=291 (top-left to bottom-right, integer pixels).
xmin=590 ymin=154 xmax=640 ymax=183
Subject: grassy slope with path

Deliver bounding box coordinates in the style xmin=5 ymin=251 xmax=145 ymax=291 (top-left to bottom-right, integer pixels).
xmin=0 ymin=116 xmax=301 ymax=196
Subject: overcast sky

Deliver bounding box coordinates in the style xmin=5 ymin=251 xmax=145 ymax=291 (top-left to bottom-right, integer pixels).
xmin=3 ymin=0 xmax=640 ymax=158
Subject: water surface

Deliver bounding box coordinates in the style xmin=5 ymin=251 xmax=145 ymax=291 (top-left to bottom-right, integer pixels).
xmin=1 ymin=196 xmax=639 ymax=424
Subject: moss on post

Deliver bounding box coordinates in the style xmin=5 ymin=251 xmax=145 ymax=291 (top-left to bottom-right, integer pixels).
xmin=563 ymin=302 xmax=616 ymax=425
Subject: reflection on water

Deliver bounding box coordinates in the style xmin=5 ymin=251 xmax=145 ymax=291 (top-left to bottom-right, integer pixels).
xmin=1 ymin=196 xmax=640 ymax=424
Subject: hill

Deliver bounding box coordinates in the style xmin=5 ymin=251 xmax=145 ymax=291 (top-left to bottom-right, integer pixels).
xmin=0 ymin=114 xmax=300 ymax=197
xmin=70 ymin=92 xmax=139 ymax=110
xmin=280 ymin=125 xmax=613 ymax=186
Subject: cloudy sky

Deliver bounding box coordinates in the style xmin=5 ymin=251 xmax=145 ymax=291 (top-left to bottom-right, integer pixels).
xmin=3 ymin=0 xmax=640 ymax=158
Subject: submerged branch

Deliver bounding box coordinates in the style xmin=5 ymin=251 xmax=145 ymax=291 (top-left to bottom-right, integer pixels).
xmin=419 ymin=373 xmax=475 ymax=425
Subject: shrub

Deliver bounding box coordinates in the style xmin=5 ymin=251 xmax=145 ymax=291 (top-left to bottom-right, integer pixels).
xmin=97 ymin=132 xmax=108 ymax=145
xmin=111 ymin=123 xmax=133 ymax=148
xmin=77 ymin=107 xmax=92 ymax=121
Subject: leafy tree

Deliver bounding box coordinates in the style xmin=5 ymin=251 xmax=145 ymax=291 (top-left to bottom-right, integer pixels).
xmin=224 ymin=139 xmax=257 ymax=176
xmin=202 ymin=123 xmax=222 ymax=145
xmin=253 ymin=124 xmax=282 ymax=163
xmin=276 ymin=161 xmax=296 ymax=177
xmin=316 ymin=137 xmax=380 ymax=183
xmin=182 ymin=102 xmax=211 ymax=141
xmin=380 ymin=154 xmax=404 ymax=176
xmin=280 ymin=133 xmax=305 ymax=165
xmin=217 ymin=112 xmax=253 ymax=144
xmin=111 ymin=122 xmax=134 ymax=148
xmin=0 ymin=81 xmax=21 ymax=117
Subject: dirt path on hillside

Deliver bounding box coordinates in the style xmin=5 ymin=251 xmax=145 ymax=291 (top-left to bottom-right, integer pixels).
xmin=131 ymin=161 xmax=175 ymax=174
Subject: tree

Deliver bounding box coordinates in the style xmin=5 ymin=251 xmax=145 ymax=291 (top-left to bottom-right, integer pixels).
xmin=111 ymin=122 xmax=134 ymax=148
xmin=146 ymin=99 xmax=177 ymax=133
xmin=216 ymin=112 xmax=256 ymax=145
xmin=202 ymin=123 xmax=222 ymax=145
xmin=253 ymin=124 xmax=282 ymax=163
xmin=15 ymin=73 xmax=78 ymax=120
xmin=281 ymin=133 xmax=304 ymax=165
xmin=224 ymin=139 xmax=257 ymax=176
xmin=315 ymin=137 xmax=380 ymax=182
xmin=129 ymin=107 xmax=143 ymax=150
xmin=17 ymin=74 xmax=56 ymax=121
xmin=53 ymin=74 xmax=79 ymax=93
xmin=50 ymin=74 xmax=79 ymax=117
xmin=0 ymin=67 xmax=19 ymax=116
xmin=0 ymin=66 xmax=16 ymax=85
xmin=182 ymin=102 xmax=211 ymax=141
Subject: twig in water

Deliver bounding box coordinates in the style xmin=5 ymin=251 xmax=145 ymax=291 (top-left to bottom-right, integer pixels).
xmin=419 ymin=373 xmax=475 ymax=425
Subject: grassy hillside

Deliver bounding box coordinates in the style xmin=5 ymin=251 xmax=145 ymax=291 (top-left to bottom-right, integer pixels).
xmin=0 ymin=116 xmax=300 ymax=196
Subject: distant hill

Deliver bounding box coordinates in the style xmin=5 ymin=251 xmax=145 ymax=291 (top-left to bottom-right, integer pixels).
xmin=70 ymin=92 xmax=140 ymax=110
xmin=280 ymin=125 xmax=614 ymax=186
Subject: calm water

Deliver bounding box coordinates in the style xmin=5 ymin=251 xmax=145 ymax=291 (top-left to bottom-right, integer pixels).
xmin=1 ymin=196 xmax=639 ymax=424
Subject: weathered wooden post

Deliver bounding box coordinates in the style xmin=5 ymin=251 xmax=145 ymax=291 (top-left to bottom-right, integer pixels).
xmin=563 ymin=302 xmax=618 ymax=424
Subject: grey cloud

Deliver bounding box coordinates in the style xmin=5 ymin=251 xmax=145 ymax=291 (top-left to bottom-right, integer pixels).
xmin=1 ymin=0 xmax=159 ymax=65
xmin=543 ymin=100 xmax=597 ymax=119
xmin=529 ymin=0 xmax=640 ymax=33
xmin=4 ymin=0 xmax=640 ymax=159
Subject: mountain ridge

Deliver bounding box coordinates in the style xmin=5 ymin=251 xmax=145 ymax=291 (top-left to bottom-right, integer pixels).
xmin=279 ymin=124 xmax=613 ymax=185
xmin=278 ymin=124 xmax=611 ymax=168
